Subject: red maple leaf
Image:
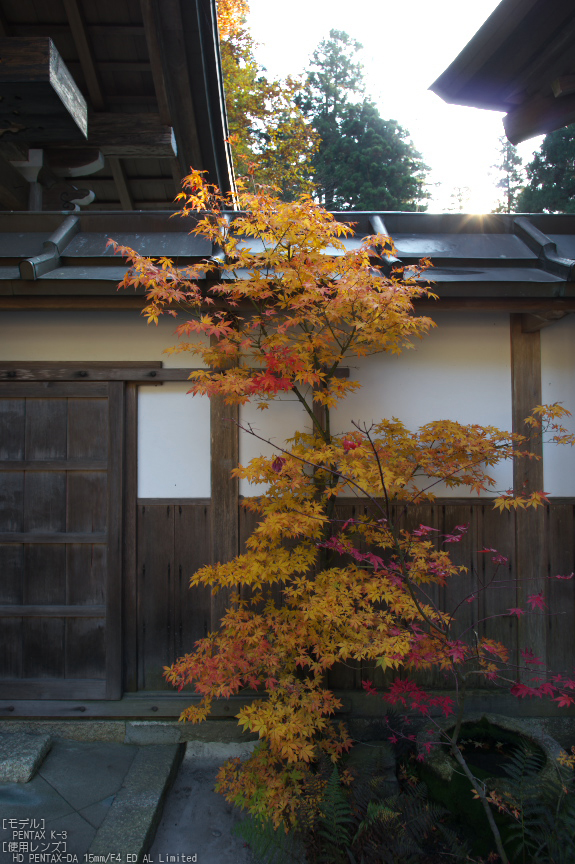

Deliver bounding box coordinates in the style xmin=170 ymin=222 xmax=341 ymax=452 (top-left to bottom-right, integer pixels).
xmin=511 ymin=682 xmax=538 ymax=699
xmin=271 ymin=456 xmax=286 ymax=473
xmin=521 ymin=647 xmax=544 ymax=666
xmin=362 ymin=679 xmax=378 ymax=696
xmin=527 ymin=591 xmax=547 ymax=611
xmin=508 ymin=607 xmax=524 ymax=617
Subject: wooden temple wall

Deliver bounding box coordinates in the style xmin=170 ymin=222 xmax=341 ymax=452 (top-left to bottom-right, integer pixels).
xmin=1 ymin=311 xmax=574 ymax=712
xmin=133 ymin=499 xmax=575 ymax=695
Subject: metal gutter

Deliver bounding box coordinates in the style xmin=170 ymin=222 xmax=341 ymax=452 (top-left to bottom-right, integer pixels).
xmin=19 ymin=215 xmax=80 ymax=280
xmin=514 ymin=216 xmax=575 ymax=284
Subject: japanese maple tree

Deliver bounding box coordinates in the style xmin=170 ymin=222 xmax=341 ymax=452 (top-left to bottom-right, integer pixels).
xmin=110 ymin=172 xmax=575 ymax=841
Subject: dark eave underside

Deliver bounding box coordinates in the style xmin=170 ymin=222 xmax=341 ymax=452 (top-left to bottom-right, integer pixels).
xmin=0 ymin=0 xmax=234 ymax=210
xmin=429 ymin=0 xmax=575 ymax=144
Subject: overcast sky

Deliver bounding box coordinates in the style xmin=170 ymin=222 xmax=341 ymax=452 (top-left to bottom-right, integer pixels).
xmin=246 ymin=0 xmax=543 ymax=212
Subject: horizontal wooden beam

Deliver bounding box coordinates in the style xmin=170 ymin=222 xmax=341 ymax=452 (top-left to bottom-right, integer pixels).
xmin=0 ymin=532 xmax=107 ymax=544
xmin=0 ymin=37 xmax=87 ymax=139
xmin=0 ymin=365 xmax=196 ymax=382
xmin=55 ymin=113 xmax=177 ymax=158
xmin=0 ymin=460 xmax=107 ymax=471
xmin=0 ymin=681 xmax=107 ymax=700
xmin=9 ymin=24 xmax=147 ymax=38
xmin=504 ymin=91 xmax=575 ymax=145
xmin=0 ymin=296 xmax=149 ymax=310
xmin=0 ymin=381 xmax=108 ymax=397
xmin=551 ymin=76 xmax=575 ymax=98
xmin=0 ymin=605 xmax=106 ymax=617
xmin=0 ymin=693 xmax=260 ymax=718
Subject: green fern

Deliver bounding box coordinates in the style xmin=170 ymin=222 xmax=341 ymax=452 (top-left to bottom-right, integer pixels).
xmin=232 ymin=815 xmax=302 ymax=864
xmin=502 ymin=742 xmax=575 ymax=864
xmin=316 ymin=766 xmax=354 ymax=864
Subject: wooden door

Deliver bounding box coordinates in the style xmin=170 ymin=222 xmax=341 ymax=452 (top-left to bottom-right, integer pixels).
xmin=0 ymin=381 xmax=123 ymax=699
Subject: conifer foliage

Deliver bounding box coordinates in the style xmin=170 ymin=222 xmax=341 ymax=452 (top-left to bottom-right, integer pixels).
xmin=300 ymin=30 xmax=429 ymax=210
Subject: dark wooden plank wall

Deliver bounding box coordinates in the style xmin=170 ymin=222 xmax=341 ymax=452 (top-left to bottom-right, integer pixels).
xmin=134 ymin=498 xmax=575 ymax=692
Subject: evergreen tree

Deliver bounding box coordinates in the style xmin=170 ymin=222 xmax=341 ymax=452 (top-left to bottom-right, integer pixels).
xmin=492 ymin=136 xmax=524 ymax=213
xmin=300 ymin=30 xmax=429 ymax=211
xmin=517 ymin=124 xmax=575 ymax=213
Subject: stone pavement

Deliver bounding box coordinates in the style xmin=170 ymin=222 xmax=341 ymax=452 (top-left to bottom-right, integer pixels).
xmin=0 ymin=734 xmax=256 ymax=864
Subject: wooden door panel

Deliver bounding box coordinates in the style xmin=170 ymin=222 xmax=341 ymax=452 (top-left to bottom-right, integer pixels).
xmin=66 ymin=545 xmax=106 ymax=605
xmin=0 ymin=545 xmax=23 ymax=602
xmin=68 ymin=398 xmax=108 ymax=460
xmin=0 ymin=472 xmax=23 ymax=529
xmin=25 ymin=399 xmax=68 ymax=459
xmin=0 ymin=399 xmax=25 ymax=459
xmin=24 ymin=472 xmax=66 ymax=532
xmin=67 ymin=472 xmax=107 ymax=531
xmin=0 ymin=381 xmax=122 ymax=699
xmin=24 ymin=544 xmax=67 ymax=604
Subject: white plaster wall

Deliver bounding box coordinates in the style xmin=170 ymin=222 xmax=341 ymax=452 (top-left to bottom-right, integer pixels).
xmin=541 ymin=315 xmax=575 ymax=496
xmin=0 ymin=310 xmax=208 ymax=366
xmin=239 ymin=313 xmax=513 ymax=497
xmin=239 ymin=395 xmax=311 ymax=495
xmin=138 ymin=383 xmax=210 ymax=498
xmin=0 ymin=310 xmax=211 ymax=498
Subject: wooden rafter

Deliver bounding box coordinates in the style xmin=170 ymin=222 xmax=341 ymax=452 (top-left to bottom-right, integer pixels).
xmin=61 ymin=0 xmax=136 ymax=210
xmin=62 ymin=0 xmax=105 ymax=111
xmin=108 ymin=157 xmax=134 ymax=210
xmin=145 ymin=0 xmax=203 ymax=178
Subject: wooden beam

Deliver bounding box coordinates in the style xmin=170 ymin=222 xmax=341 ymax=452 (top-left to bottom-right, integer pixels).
xmin=68 ymin=60 xmax=152 ymax=73
xmin=552 ymin=76 xmax=575 ymax=98
xmin=108 ymin=157 xmax=134 ymax=210
xmin=521 ymin=310 xmax=570 ymax=333
xmin=62 ymin=0 xmax=106 ymax=111
xmin=0 ymin=296 xmax=149 ymax=310
xmin=0 ymin=364 xmax=195 ymax=382
xmin=0 ymin=153 xmax=29 ymax=210
xmin=9 ymin=25 xmax=147 ymax=38
xmin=504 ymin=91 xmax=575 ymax=145
xmin=510 ymin=313 xmax=547 ymax=673
xmin=0 ymin=37 xmax=88 ymax=140
xmin=145 ymin=0 xmax=202 ymax=176
xmin=0 ymin=693 xmax=259 ymax=718
xmin=54 ymin=113 xmax=176 ymax=157
xmin=210 ymin=342 xmax=239 ymax=631
xmin=123 ymin=382 xmax=139 ymax=692
xmin=140 ymin=0 xmax=172 ymax=126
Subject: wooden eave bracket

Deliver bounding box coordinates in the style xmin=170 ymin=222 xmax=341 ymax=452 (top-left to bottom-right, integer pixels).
xmin=503 ymin=91 xmax=575 ymax=145
xmin=552 ymin=76 xmax=575 ymax=98
xmin=520 ymin=310 xmax=570 ymax=333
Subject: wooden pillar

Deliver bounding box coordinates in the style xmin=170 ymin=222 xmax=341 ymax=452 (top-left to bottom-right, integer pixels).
xmin=210 ymin=388 xmax=239 ymax=630
xmin=510 ymin=314 xmax=547 ymax=670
